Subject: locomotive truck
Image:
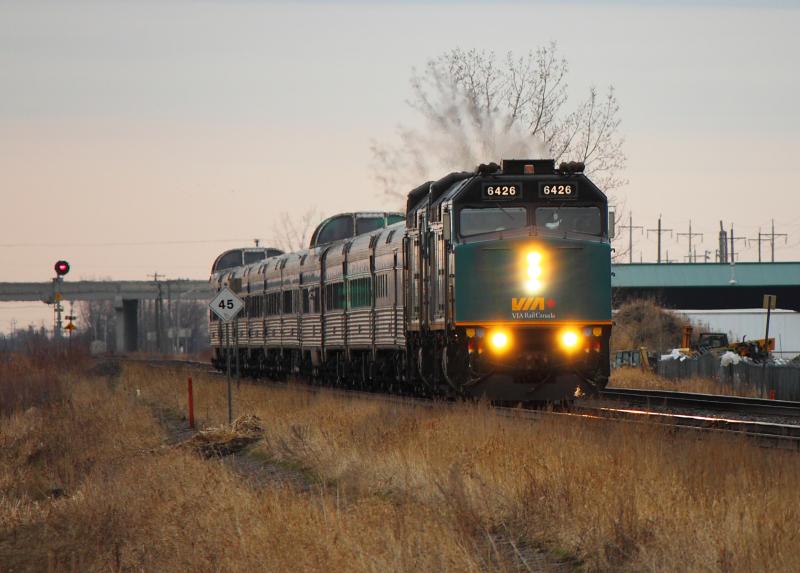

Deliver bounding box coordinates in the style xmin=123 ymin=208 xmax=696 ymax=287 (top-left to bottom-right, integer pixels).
xmin=210 ymin=159 xmax=613 ymax=401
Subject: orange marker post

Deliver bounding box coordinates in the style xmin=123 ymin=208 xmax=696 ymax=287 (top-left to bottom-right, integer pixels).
xmin=187 ymin=377 xmax=195 ymax=429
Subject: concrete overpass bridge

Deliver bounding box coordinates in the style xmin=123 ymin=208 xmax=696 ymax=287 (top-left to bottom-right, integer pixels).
xmin=3 ymin=262 xmax=798 ymax=351
xmin=0 ymin=280 xmax=214 ymax=352
xmin=612 ymin=262 xmax=800 ymax=312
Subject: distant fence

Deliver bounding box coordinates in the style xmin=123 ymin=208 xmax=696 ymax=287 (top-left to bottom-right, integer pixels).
xmin=657 ymin=354 xmax=800 ymax=400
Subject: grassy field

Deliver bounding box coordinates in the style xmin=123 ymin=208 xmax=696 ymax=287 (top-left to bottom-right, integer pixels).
xmin=2 ymin=356 xmax=800 ymax=572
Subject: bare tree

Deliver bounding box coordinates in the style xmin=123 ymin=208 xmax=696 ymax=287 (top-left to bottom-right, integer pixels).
xmin=271 ymin=207 xmax=322 ymax=252
xmin=372 ymin=45 xmax=626 ymax=203
xmin=78 ymin=299 xmax=116 ymax=344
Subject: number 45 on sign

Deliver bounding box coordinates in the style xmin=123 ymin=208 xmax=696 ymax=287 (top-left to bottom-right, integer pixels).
xmin=209 ymin=287 xmax=244 ymax=322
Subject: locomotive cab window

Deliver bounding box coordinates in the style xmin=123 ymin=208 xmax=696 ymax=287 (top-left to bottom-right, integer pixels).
xmin=535 ymin=206 xmax=601 ymax=236
xmin=459 ymin=207 xmax=527 ymax=238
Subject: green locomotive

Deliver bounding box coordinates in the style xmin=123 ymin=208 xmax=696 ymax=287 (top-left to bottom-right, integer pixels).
xmin=406 ymin=159 xmax=612 ymax=400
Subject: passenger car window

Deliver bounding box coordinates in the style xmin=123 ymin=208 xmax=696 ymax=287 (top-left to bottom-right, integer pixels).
xmin=214 ymin=251 xmax=242 ymax=272
xmin=243 ymin=251 xmax=266 ymax=265
xmin=317 ymin=216 xmax=354 ymax=245
xmin=459 ymin=208 xmax=527 ymax=237
xmin=356 ymin=217 xmax=384 ymax=235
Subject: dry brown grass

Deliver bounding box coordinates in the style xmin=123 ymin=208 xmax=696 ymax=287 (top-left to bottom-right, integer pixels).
xmin=4 ymin=360 xmax=800 ymax=572
xmin=609 ymin=368 xmax=762 ymax=398
xmin=0 ymin=342 xmax=90 ymax=415
xmin=611 ymin=298 xmax=687 ymax=354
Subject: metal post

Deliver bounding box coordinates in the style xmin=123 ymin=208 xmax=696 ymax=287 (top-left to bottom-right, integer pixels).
xmin=187 ymin=377 xmax=195 ymax=429
xmin=53 ymin=277 xmax=63 ymax=341
xmin=763 ymin=303 xmax=772 ymax=392
xmin=234 ymin=317 xmax=240 ymax=380
xmin=764 ymin=305 xmax=772 ymax=359
xmin=226 ymin=322 xmax=233 ymax=424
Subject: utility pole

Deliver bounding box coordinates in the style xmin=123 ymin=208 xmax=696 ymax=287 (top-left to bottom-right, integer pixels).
xmin=149 ymin=272 xmax=164 ymax=353
xmin=647 ymin=215 xmax=673 ymax=264
xmin=618 ymin=212 xmax=643 ymax=264
xmin=718 ymin=221 xmax=728 ymax=263
xmin=729 ymin=224 xmax=746 ymax=263
xmin=677 ymin=220 xmax=703 ymax=263
xmin=166 ymin=281 xmax=173 ymax=354
xmin=748 ymin=229 xmax=763 ymax=263
xmin=769 ymin=219 xmax=787 ymax=262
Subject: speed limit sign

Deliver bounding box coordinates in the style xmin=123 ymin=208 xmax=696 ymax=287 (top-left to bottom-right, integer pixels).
xmin=209 ymin=287 xmax=244 ymax=322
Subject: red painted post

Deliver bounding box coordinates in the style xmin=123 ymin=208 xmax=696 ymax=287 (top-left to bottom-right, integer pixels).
xmin=187 ymin=377 xmax=195 ymax=429
xmin=769 ymin=389 xmax=776 ymax=401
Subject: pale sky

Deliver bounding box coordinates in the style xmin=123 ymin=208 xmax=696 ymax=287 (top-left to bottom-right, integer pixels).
xmin=1 ymin=1 xmax=799 ymax=330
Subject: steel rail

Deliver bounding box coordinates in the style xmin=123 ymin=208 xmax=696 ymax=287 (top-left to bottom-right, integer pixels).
xmin=600 ymin=387 xmax=800 ymax=418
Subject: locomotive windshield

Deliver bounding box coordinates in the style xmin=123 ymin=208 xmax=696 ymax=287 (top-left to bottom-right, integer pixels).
xmin=535 ymin=206 xmax=601 ymax=236
xmin=459 ymin=207 xmax=527 ymax=237
xmin=458 ymin=205 xmax=603 ymax=239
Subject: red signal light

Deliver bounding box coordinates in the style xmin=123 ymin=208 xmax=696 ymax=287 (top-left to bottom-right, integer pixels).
xmin=54 ymin=260 xmax=70 ymax=276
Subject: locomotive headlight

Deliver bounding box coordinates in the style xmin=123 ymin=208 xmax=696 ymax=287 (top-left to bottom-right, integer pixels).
xmin=559 ymin=329 xmax=581 ymax=351
xmin=488 ymin=328 xmax=511 ymax=353
xmin=525 ymin=251 xmax=544 ymax=293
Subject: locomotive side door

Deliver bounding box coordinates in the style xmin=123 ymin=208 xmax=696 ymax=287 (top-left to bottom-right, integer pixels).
xmin=441 ymin=207 xmax=454 ymax=328
xmin=418 ymin=209 xmax=429 ymax=330
xmin=428 ymin=227 xmax=444 ymax=328
xmin=404 ymin=214 xmax=424 ymax=331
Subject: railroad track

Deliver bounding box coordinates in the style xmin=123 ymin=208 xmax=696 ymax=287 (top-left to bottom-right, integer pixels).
xmin=117 ymin=357 xmax=800 ymax=450
xmin=599 ymin=387 xmax=800 ymax=418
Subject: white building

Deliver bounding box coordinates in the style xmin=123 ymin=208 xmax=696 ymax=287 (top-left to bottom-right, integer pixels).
xmin=675 ymin=309 xmax=800 ymax=360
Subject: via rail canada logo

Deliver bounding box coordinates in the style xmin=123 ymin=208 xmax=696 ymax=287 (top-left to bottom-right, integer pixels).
xmin=511 ymin=296 xmax=557 ymax=320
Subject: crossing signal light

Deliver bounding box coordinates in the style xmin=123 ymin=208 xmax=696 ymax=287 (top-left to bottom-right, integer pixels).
xmin=54 ymin=260 xmax=70 ymax=276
